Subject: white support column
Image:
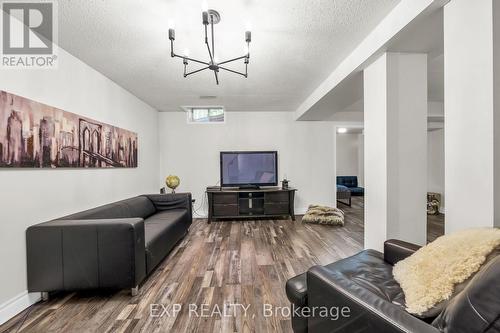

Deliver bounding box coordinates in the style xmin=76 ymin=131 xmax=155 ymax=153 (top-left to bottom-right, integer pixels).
xmin=495 ymin=1 xmax=500 ymax=228
xmin=364 ymin=52 xmax=428 ymax=251
xmin=444 ymin=0 xmax=500 ymax=232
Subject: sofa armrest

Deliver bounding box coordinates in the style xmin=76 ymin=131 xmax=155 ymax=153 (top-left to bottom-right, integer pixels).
xmin=384 ymin=239 xmax=421 ymax=265
xmin=306 ymin=265 xmax=440 ymax=333
xmin=27 ymin=218 xmax=146 ymax=292
xmin=286 ymin=273 xmax=309 ymax=333
xmin=143 ymin=193 xmax=192 ymax=225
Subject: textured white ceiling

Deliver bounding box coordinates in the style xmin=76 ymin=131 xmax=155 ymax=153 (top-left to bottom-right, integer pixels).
xmin=299 ymin=7 xmax=445 ymax=121
xmin=58 ymin=0 xmax=401 ymax=112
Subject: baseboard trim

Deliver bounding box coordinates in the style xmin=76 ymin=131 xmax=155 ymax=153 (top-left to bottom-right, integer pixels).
xmin=295 ymin=207 xmax=308 ymax=215
xmin=0 ymin=291 xmax=40 ymax=326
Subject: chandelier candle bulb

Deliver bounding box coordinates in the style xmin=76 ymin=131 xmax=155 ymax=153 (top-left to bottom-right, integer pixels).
xmin=168 ymin=28 xmax=175 ymax=41
xmin=245 ymin=31 xmax=251 ymax=42
xmin=202 ymin=11 xmax=209 ymax=25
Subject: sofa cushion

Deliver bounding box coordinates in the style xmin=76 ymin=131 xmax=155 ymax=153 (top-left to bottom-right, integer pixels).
xmin=336 ymin=184 xmax=349 ymax=192
xmin=285 ymin=250 xmax=405 ymax=308
xmin=323 ymin=250 xmax=405 ymax=306
xmin=337 ymin=176 xmax=358 ymax=188
xmin=432 ymin=255 xmax=500 ymax=333
xmin=123 ymin=196 xmax=156 ymax=218
xmin=349 ymin=187 xmax=364 ymax=193
xmin=144 ymin=210 xmax=188 ymax=273
xmin=59 ymin=196 xmax=156 ymax=220
xmin=60 ymin=201 xmax=132 ymax=220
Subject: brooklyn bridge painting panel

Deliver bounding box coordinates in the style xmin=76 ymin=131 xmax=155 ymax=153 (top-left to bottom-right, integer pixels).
xmin=0 ymin=90 xmax=138 ymax=168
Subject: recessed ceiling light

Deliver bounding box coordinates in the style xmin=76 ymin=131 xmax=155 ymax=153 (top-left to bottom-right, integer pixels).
xmin=337 ymin=128 xmax=347 ymax=134
xmin=199 ymin=95 xmax=217 ymax=99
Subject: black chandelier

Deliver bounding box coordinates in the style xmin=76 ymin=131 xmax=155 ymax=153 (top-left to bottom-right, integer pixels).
xmin=168 ymin=9 xmax=251 ymax=85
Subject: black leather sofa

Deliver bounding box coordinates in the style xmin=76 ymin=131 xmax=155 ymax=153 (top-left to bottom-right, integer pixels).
xmin=26 ymin=193 xmax=192 ymax=297
xmin=286 ymin=239 xmax=500 ymax=333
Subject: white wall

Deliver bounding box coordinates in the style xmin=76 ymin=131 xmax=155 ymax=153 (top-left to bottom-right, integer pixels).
xmin=159 ymin=112 xmax=335 ymax=216
xmin=427 ymin=129 xmax=445 ymax=211
xmin=0 ymin=48 xmax=159 ymax=323
xmin=428 ymin=101 xmax=444 ymax=116
xmin=336 ymin=133 xmax=360 ymax=178
xmin=357 ymin=134 xmax=365 ymax=187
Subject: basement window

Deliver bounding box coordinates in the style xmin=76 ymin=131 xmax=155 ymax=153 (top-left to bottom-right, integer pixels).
xmin=186 ymin=107 xmax=225 ymax=123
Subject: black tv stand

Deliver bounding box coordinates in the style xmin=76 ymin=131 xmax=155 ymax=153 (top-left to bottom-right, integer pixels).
xmin=206 ymin=187 xmax=297 ymax=223
xmin=238 ymin=184 xmax=260 ymax=190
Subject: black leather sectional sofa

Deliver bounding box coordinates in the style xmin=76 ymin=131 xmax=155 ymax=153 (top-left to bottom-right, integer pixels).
xmin=26 ymin=193 xmax=192 ymax=296
xmin=286 ymin=239 xmax=500 ymax=333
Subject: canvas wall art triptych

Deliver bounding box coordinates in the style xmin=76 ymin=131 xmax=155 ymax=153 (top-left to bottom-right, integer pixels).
xmin=0 ymin=90 xmax=138 ymax=168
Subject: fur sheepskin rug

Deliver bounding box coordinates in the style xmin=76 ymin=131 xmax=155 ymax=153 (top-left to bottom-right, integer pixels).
xmin=393 ymin=228 xmax=500 ymax=315
xmin=302 ymin=205 xmax=344 ymax=226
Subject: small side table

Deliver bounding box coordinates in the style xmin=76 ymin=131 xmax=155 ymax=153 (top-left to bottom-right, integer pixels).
xmin=337 ymin=187 xmax=352 ymax=207
xmin=159 ymin=188 xmax=196 ymax=204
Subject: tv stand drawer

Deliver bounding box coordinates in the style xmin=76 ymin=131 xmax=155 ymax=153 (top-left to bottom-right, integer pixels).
xmin=265 ymin=192 xmax=289 ymax=203
xmin=264 ymin=203 xmax=289 ymax=215
xmin=213 ymin=204 xmax=238 ymax=217
xmin=213 ymin=193 xmax=238 ymax=204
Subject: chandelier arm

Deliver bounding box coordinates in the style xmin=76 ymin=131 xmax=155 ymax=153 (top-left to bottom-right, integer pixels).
xmin=219 ymin=66 xmax=247 ymax=77
xmin=172 ymin=53 xmax=210 ymax=66
xmin=184 ymin=66 xmax=210 ymax=77
xmin=205 ymin=42 xmax=213 ymax=62
xmin=214 ymin=71 xmax=219 ymax=85
xmin=211 ymin=18 xmax=215 ymax=59
xmin=204 ymin=25 xmax=213 ymax=62
xmin=217 ymin=55 xmax=248 ymax=66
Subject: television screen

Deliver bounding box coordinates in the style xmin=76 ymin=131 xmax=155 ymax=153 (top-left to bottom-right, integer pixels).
xmin=220 ymin=151 xmax=278 ymax=187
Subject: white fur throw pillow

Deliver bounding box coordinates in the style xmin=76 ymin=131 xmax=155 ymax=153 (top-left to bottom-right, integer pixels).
xmin=393 ymin=228 xmax=500 ymax=315
xmin=302 ymin=205 xmax=344 ymax=226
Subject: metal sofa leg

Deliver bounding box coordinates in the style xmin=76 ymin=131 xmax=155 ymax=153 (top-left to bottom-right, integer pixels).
xmin=41 ymin=292 xmax=49 ymax=302
xmin=131 ymin=286 xmax=139 ymax=296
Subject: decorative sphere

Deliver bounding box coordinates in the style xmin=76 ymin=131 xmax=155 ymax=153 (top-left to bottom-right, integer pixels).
xmin=165 ymin=175 xmax=180 ymax=192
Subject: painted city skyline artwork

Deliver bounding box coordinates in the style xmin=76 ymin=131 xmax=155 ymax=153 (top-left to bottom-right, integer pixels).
xmin=0 ymin=90 xmax=138 ymax=168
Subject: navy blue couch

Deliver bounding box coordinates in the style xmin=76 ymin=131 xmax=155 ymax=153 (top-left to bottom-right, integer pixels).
xmin=337 ymin=176 xmax=364 ymax=196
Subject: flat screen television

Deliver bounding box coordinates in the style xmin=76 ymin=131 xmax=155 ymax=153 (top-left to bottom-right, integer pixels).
xmin=220 ymin=151 xmax=278 ymax=188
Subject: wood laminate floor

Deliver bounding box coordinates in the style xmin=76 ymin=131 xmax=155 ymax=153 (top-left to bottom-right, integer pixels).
xmin=1 ymin=197 xmax=443 ymax=333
